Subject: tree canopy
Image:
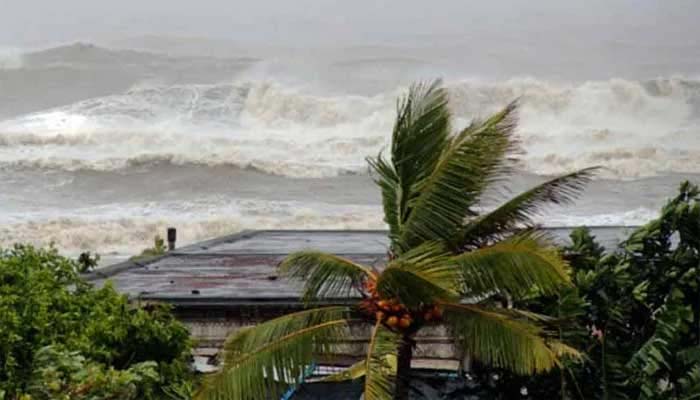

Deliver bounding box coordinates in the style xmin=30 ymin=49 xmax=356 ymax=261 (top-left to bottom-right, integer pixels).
xmin=475 ymin=181 xmax=700 ymax=400
xmin=0 ymin=245 xmax=193 ymax=400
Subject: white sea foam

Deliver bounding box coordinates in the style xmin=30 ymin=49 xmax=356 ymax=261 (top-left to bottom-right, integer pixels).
xmin=0 ymin=194 xmax=659 ymax=256
xmin=544 ymin=207 xmax=658 ymax=227
xmin=0 ymin=47 xmax=23 ymax=69
xmin=0 ymin=198 xmax=386 ymax=255
xmin=0 ymin=82 xmax=393 ymax=177
xmin=1 ymin=77 xmax=698 ymax=178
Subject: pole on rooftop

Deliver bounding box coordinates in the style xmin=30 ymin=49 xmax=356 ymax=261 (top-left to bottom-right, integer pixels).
xmin=167 ymin=227 xmax=177 ymax=251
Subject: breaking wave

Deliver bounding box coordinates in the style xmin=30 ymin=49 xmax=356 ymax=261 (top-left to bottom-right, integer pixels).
xmin=1 ymin=77 xmax=699 ymax=178
xmin=0 ymin=198 xmax=386 ymax=255
xmin=0 ymin=196 xmax=656 ymax=256
xmin=0 ymin=48 xmax=23 ymax=69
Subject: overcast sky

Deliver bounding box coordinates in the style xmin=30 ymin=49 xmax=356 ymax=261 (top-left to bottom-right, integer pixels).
xmin=2 ymin=0 xmax=699 ymax=48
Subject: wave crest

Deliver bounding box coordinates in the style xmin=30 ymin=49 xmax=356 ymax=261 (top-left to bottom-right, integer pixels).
xmin=0 ymin=200 xmax=654 ymax=256
xmin=0 ymin=48 xmax=23 ymax=70
xmin=1 ymin=77 xmax=698 ymax=178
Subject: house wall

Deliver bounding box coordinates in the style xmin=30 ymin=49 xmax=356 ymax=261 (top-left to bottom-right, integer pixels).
xmin=178 ymin=306 xmax=465 ymax=370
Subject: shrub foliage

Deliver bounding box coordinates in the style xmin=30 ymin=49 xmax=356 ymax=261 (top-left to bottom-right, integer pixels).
xmin=477 ymin=181 xmax=700 ymax=399
xmin=0 ymin=245 xmax=192 ymax=399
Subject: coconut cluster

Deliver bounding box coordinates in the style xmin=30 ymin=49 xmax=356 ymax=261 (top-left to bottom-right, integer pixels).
xmin=360 ymin=279 xmax=443 ymax=331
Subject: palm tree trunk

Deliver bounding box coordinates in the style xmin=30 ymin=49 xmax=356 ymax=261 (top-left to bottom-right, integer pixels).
xmin=393 ymin=336 xmax=413 ymax=400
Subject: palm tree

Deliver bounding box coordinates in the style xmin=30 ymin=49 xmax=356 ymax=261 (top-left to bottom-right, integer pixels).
xmin=197 ymin=80 xmax=596 ymax=400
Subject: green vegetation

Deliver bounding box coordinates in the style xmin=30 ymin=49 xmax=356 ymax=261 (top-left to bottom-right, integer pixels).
xmin=77 ymin=251 xmax=100 ymax=273
xmin=199 ymin=80 xmax=596 ymax=400
xmin=131 ymin=235 xmax=168 ymax=261
xmin=0 ymin=245 xmax=193 ymax=400
xmin=20 ymin=346 xmax=158 ymax=400
xmin=473 ymin=181 xmax=700 ymax=399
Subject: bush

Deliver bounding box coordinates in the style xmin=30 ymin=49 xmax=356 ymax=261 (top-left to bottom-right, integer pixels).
xmin=25 ymin=346 xmax=158 ymax=400
xmin=76 ymin=252 xmax=100 ymax=273
xmin=0 ymin=245 xmax=193 ymax=399
xmin=132 ymin=235 xmax=168 ymax=261
xmin=473 ymin=181 xmax=700 ymax=399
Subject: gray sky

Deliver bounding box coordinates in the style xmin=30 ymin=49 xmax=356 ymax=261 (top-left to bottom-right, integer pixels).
xmin=2 ymin=0 xmax=700 ymax=48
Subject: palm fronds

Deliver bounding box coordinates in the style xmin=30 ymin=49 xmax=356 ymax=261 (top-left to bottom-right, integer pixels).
xmin=451 ymin=233 xmax=571 ymax=299
xmin=364 ymin=321 xmax=401 ymax=400
xmin=375 ymin=265 xmax=459 ymax=309
xmin=444 ymin=303 xmax=569 ymax=375
xmin=197 ymin=307 xmax=352 ymax=400
xmin=393 ymin=240 xmax=452 ymax=266
xmin=460 ymin=168 xmax=598 ymax=246
xmin=394 ymin=101 xmax=519 ymax=253
xmin=374 ymin=242 xmax=460 ymax=307
xmin=368 ymin=80 xmax=451 ymax=244
xmin=367 ymin=155 xmax=403 ymax=242
xmin=279 ymin=251 xmax=376 ymax=303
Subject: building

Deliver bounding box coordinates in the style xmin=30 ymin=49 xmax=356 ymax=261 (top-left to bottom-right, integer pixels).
xmin=84 ymin=228 xmax=631 ymax=387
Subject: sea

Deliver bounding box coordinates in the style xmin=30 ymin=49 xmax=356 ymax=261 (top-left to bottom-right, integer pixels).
xmin=1 ymin=38 xmax=699 ymax=263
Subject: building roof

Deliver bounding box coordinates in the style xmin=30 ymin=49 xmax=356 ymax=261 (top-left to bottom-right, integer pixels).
xmin=85 ymin=228 xmax=634 ymax=306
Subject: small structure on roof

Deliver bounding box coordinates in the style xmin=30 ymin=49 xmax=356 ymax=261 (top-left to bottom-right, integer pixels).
xmin=85 ymin=228 xmax=631 ymax=373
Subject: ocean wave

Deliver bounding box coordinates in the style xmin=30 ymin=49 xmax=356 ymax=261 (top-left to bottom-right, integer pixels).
xmin=1 ymin=77 xmax=699 ymax=178
xmin=0 ymin=201 xmax=657 ymax=256
xmin=0 ymin=47 xmax=23 ymax=70
xmin=544 ymin=207 xmax=658 ymax=227
xmin=0 ymin=199 xmax=386 ymax=255
xmin=0 ymin=156 xmax=362 ymax=178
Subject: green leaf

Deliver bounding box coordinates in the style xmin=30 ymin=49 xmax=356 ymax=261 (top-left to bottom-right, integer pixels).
xmin=222 ymin=307 xmax=352 ymax=365
xmin=376 ymin=265 xmax=459 ymax=308
xmin=450 ymin=233 xmax=571 ymax=298
xmin=679 ymin=365 xmax=700 ymax=399
xmin=394 ymin=101 xmax=519 ymax=253
xmin=198 ymin=307 xmax=353 ymax=400
xmin=364 ymin=322 xmax=401 ymax=400
xmin=444 ymin=303 xmax=567 ymax=375
xmin=375 ymin=242 xmax=460 ymax=307
xmin=367 ymin=155 xmax=403 ymax=241
xmin=279 ymin=251 xmax=375 ymax=303
xmin=368 ymin=80 xmax=451 ymax=242
xmin=627 ymin=296 xmax=690 ymax=393
xmin=460 ymin=168 xmax=598 ymax=246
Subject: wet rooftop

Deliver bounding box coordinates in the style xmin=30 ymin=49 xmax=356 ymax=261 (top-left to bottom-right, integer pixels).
xmin=85 ymin=228 xmax=635 ymax=306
